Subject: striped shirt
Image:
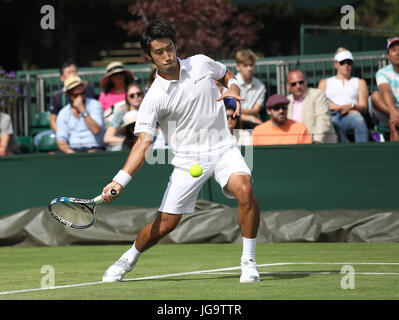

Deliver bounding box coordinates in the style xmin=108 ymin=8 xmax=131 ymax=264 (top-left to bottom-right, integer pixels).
xmin=376 ymin=64 xmax=399 ymax=108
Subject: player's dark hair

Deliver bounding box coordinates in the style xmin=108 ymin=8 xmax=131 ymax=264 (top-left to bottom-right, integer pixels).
xmin=140 ymin=20 xmax=176 ymax=57
xmin=59 ymin=60 xmax=78 ymax=76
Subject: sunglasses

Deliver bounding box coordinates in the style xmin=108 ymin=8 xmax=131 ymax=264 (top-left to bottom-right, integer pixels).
xmin=339 ymin=59 xmax=353 ymax=66
xmin=268 ymin=105 xmax=288 ymax=111
xmin=70 ymin=92 xmax=85 ymax=98
xmin=227 ymin=115 xmax=237 ymax=120
xmin=129 ymin=92 xmax=143 ymax=99
xmin=290 ymin=80 xmax=305 ymax=87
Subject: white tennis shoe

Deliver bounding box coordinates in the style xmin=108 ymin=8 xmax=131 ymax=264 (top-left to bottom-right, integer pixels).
xmin=240 ymin=259 xmax=260 ymax=283
xmin=102 ymin=258 xmax=136 ymax=283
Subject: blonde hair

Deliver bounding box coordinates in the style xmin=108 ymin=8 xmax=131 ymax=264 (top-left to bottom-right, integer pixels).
xmin=335 ymin=47 xmax=348 ymax=54
xmin=235 ymin=49 xmax=257 ymax=65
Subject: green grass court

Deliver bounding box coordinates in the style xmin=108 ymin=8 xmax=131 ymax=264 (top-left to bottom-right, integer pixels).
xmin=0 ymin=243 xmax=398 ymax=300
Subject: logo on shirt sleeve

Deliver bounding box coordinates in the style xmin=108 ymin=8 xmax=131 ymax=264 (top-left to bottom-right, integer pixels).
xmin=194 ymin=76 xmax=206 ymax=85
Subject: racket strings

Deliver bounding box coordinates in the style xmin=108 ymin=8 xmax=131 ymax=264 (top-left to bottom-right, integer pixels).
xmin=50 ymin=201 xmax=95 ymax=227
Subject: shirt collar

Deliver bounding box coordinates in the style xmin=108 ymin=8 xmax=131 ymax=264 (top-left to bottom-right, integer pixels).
xmin=155 ymin=57 xmax=186 ymax=92
xmin=292 ymin=88 xmax=308 ymax=102
xmin=293 ymin=95 xmax=304 ymax=103
xmin=235 ymin=72 xmax=252 ymax=88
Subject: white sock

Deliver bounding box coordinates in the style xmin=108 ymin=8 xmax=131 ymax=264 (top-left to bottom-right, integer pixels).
xmin=121 ymin=241 xmax=142 ymax=263
xmin=241 ymin=237 xmax=257 ymax=262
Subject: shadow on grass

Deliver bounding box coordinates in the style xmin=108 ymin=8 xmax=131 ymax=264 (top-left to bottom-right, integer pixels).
xmin=264 ymin=270 xmax=340 ymax=280
xmin=126 ymin=270 xmax=341 ymax=282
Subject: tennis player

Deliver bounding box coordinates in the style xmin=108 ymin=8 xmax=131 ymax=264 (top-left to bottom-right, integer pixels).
xmin=102 ymin=20 xmax=260 ymax=283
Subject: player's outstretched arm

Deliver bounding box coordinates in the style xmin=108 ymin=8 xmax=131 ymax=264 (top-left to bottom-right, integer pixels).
xmin=216 ymin=70 xmax=243 ymax=118
xmin=102 ymin=132 xmax=153 ymax=202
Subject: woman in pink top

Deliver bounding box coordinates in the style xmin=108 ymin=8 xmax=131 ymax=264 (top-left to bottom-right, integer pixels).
xmin=99 ymin=61 xmax=136 ymax=112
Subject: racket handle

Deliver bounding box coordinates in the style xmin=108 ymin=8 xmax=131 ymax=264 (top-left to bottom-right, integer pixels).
xmin=94 ymin=189 xmax=118 ymax=204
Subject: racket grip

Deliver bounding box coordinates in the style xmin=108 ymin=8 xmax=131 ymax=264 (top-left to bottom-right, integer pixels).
xmin=95 ymin=189 xmax=118 ymax=204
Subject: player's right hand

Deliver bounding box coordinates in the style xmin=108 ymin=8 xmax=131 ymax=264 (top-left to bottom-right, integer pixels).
xmin=216 ymin=85 xmax=243 ymax=118
xmin=102 ymin=181 xmax=123 ymax=202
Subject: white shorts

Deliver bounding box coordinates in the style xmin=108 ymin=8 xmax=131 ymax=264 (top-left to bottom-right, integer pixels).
xmin=159 ymin=146 xmax=252 ymax=214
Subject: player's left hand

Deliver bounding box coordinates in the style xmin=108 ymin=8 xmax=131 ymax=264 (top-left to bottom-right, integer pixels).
xmin=217 ymin=86 xmax=244 ymax=118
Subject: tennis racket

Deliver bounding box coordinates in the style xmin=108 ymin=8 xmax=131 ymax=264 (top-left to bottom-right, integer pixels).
xmin=48 ymin=189 xmax=117 ymax=229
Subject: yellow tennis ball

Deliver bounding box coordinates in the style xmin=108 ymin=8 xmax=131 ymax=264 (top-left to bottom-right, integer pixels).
xmin=189 ymin=164 xmax=203 ymax=178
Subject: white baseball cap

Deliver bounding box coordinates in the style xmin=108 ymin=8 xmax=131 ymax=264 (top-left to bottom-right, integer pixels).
xmin=334 ymin=50 xmax=354 ymax=62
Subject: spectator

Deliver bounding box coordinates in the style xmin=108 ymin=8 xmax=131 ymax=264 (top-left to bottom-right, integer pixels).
xmin=56 ymin=75 xmax=105 ymax=153
xmin=118 ymin=110 xmax=139 ymax=150
xmin=104 ymin=83 xmax=144 ymax=151
xmin=34 ymin=60 xmax=95 ymax=147
xmin=370 ymin=37 xmax=399 ymax=141
xmin=286 ymin=70 xmax=337 ymax=143
xmin=99 ymin=61 xmax=135 ymax=113
xmin=235 ymin=49 xmax=266 ymax=129
xmin=224 ymin=97 xmax=252 ymax=146
xmin=0 ymin=112 xmax=20 ymax=155
xmin=318 ymin=48 xmax=369 ymax=143
xmin=252 ymin=94 xmax=312 ymax=145
xmin=49 ymin=60 xmax=95 ymax=132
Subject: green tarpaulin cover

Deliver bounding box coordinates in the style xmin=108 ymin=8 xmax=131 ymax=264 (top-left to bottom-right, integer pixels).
xmin=1 ymin=200 xmax=398 ymax=247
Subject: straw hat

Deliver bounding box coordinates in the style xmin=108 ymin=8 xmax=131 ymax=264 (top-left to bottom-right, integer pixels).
xmin=63 ymin=75 xmax=87 ymax=92
xmin=100 ymin=61 xmax=136 ymax=88
xmin=117 ymin=110 xmax=138 ymax=135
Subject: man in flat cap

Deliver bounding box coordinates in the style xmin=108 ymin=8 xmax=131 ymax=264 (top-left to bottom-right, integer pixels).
xmin=252 ymin=94 xmax=312 ymax=145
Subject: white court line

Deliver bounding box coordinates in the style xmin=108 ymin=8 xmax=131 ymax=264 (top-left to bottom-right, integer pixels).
xmin=203 ymin=272 xmax=399 ymax=275
xmin=1 ymin=262 xmax=398 ymax=296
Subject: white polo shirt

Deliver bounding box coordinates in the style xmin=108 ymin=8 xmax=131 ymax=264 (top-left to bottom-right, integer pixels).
xmin=135 ymin=54 xmax=237 ymax=157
